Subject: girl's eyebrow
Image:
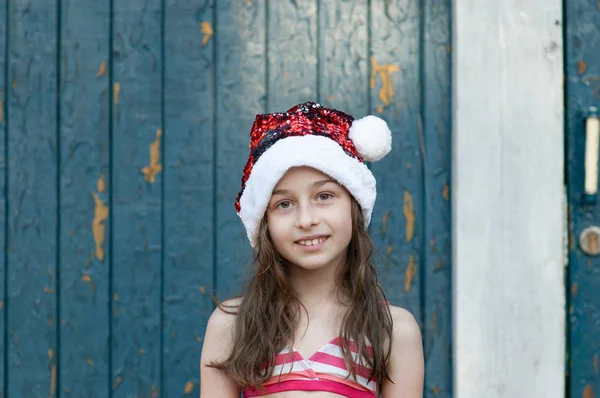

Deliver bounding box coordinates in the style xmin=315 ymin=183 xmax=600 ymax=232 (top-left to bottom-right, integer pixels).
xmin=272 ymin=179 xmax=336 ymax=196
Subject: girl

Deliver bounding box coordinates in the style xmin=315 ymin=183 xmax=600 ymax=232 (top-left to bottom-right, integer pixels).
xmin=200 ymin=102 xmax=424 ymax=397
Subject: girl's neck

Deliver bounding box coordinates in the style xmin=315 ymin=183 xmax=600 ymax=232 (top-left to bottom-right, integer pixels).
xmin=287 ymin=260 xmax=346 ymax=308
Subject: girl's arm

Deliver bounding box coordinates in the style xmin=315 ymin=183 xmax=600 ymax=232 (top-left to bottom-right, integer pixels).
xmin=200 ymin=300 xmax=241 ymax=398
xmin=381 ymin=306 xmax=424 ymax=398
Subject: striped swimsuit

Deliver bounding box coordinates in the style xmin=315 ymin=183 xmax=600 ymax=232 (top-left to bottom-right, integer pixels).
xmin=242 ymin=336 xmax=377 ymax=397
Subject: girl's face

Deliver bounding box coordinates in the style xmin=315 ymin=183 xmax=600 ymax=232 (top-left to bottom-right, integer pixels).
xmin=266 ymin=166 xmax=353 ymax=273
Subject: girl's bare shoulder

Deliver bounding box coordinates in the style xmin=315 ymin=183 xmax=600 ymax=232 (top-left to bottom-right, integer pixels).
xmin=386 ymin=304 xmax=422 ymax=344
xmin=206 ymin=297 xmax=242 ymax=334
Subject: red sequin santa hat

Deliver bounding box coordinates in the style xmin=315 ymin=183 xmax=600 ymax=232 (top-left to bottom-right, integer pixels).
xmin=236 ymin=102 xmax=392 ymax=247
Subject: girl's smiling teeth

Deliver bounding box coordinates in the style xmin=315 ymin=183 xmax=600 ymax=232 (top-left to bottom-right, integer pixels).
xmin=296 ymin=236 xmax=328 ymax=246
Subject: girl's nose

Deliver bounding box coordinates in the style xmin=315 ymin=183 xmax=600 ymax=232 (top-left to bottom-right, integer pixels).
xmin=295 ymin=202 xmax=319 ymax=229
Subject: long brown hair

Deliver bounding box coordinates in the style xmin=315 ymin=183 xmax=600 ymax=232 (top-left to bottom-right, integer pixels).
xmin=209 ymin=199 xmax=394 ymax=391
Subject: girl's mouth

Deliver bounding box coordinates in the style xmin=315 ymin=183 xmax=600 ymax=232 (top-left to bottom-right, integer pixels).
xmin=295 ymin=236 xmax=329 ymax=251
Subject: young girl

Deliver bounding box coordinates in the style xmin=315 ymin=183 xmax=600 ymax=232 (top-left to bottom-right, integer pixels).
xmin=200 ymin=102 xmax=424 ymax=397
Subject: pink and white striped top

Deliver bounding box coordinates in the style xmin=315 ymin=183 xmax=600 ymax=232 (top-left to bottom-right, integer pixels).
xmin=242 ymin=336 xmax=377 ymax=397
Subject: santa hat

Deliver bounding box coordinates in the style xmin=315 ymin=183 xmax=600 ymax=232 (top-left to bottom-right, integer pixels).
xmin=235 ymin=102 xmax=392 ymax=247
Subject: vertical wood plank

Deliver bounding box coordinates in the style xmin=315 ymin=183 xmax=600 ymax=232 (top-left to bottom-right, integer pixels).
xmin=422 ymin=1 xmax=452 ymax=397
xmin=6 ymin=0 xmax=59 ymax=396
xmin=215 ymin=0 xmax=266 ymax=299
xmin=59 ymin=0 xmax=111 ymax=396
xmin=0 ymin=0 xmax=7 ymax=393
xmin=111 ymin=0 xmax=163 ymax=395
xmin=318 ymin=0 xmax=368 ymax=115
xmin=454 ymin=1 xmax=564 ymax=397
xmin=565 ymin=0 xmax=600 ymax=396
xmin=163 ymin=0 xmax=214 ymax=395
xmin=369 ymin=0 xmax=423 ymax=324
xmin=267 ymin=0 xmax=317 ymax=111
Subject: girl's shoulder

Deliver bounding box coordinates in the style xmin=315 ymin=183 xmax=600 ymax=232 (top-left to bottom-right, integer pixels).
xmin=386 ymin=304 xmax=422 ymax=344
xmin=205 ymin=298 xmax=242 ymax=338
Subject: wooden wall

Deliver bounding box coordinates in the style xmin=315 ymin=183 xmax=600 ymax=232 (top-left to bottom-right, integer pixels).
xmin=0 ymin=1 xmax=452 ymax=396
xmin=453 ymin=0 xmax=565 ymax=397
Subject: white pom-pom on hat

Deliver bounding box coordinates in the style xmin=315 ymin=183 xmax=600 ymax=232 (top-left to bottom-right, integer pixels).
xmin=348 ymin=115 xmax=392 ymax=162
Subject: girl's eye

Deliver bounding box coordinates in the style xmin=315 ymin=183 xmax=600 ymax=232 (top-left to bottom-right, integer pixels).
xmin=318 ymin=193 xmax=333 ymax=201
xmin=276 ymin=200 xmax=292 ymax=209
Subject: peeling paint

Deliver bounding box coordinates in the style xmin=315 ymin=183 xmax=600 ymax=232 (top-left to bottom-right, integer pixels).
xmin=139 ymin=349 xmax=145 ymax=355
xmin=113 ymin=377 xmax=122 ymax=389
xmin=327 ymin=95 xmax=334 ymax=102
xmin=432 ymin=312 xmax=437 ymax=332
xmin=404 ymin=255 xmax=417 ymax=292
xmin=403 ymin=191 xmax=415 ymax=241
xmin=386 ymin=245 xmax=393 ymax=255
xmin=430 ymin=238 xmax=436 ymax=253
xmin=49 ymin=349 xmax=56 ymax=398
xmin=44 ymin=287 xmax=54 ymax=294
xmin=578 ymin=60 xmax=587 ymax=75
xmin=82 ymin=274 xmax=92 ymax=283
xmin=572 ymin=283 xmax=578 ymax=296
xmin=432 ymin=385 xmax=440 ymax=395
xmin=584 ymin=385 xmax=594 ymax=398
xmin=199 ymin=286 xmax=206 ymax=293
xmin=142 ymin=129 xmax=163 ymax=183
xmin=97 ymin=174 xmax=106 ymax=193
xmin=12 ymin=80 xmax=16 ymax=88
xmin=152 ymin=385 xmax=159 ymax=397
xmin=88 ymin=358 xmax=95 ymax=366
xmin=0 ymin=100 xmax=3 ymax=123
xmin=443 ymin=184 xmax=449 ymax=200
xmin=113 ymin=82 xmax=121 ymax=104
xmin=114 ymin=293 xmax=119 ymax=301
xmin=200 ymin=21 xmax=213 ymax=46
xmin=381 ymin=210 xmax=390 ymax=235
xmin=92 ymin=192 xmax=109 ymax=261
xmin=184 ymin=381 xmax=195 ymax=394
xmin=595 ymin=354 xmax=598 ymax=374
xmin=370 ymin=57 xmax=400 ymax=113
xmin=435 ymin=259 xmax=442 ymax=271
xmin=97 ymin=61 xmax=107 ymax=77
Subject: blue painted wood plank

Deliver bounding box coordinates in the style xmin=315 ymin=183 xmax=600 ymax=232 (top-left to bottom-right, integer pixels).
xmin=163 ymin=1 xmax=214 ymax=395
xmin=422 ymin=1 xmax=452 ymax=397
xmin=0 ymin=0 xmax=6 ymax=394
xmin=318 ymin=0 xmax=368 ymax=115
xmin=59 ymin=0 xmax=111 ymax=396
xmin=368 ymin=0 xmax=423 ymax=324
xmin=267 ymin=0 xmax=317 ymax=112
xmin=111 ymin=0 xmax=163 ymax=396
xmin=215 ymin=0 xmax=266 ymax=299
xmin=6 ymin=0 xmax=58 ymax=396
xmin=565 ymin=0 xmax=600 ymax=395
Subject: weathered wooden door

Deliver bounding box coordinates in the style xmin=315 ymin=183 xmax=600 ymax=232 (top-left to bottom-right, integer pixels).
xmin=0 ymin=1 xmax=451 ymax=397
xmin=566 ymin=0 xmax=600 ymax=396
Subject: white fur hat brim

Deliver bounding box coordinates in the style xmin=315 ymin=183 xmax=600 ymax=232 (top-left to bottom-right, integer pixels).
xmin=238 ymin=135 xmax=376 ymax=247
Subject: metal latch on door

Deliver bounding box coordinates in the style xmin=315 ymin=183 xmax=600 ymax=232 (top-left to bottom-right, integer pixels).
xmin=580 ymin=107 xmax=600 ymax=256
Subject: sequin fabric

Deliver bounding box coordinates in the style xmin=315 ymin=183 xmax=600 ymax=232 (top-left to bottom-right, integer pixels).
xmin=234 ymin=102 xmax=363 ymax=213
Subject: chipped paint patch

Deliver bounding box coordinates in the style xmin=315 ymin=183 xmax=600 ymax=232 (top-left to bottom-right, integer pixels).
xmin=82 ymin=274 xmax=92 ymax=283
xmin=152 ymin=385 xmax=159 ymax=397
xmin=435 ymin=259 xmax=442 ymax=271
xmin=97 ymin=173 xmax=106 ymax=193
xmin=431 ymin=312 xmax=437 ymax=332
xmin=201 ymin=21 xmax=213 ymax=46
xmin=49 ymin=349 xmax=56 ymax=398
xmin=404 ymin=255 xmax=416 ymax=292
xmin=403 ymin=191 xmax=415 ymax=241
xmin=142 ymin=129 xmax=163 ymax=183
xmin=88 ymin=358 xmax=95 ymax=366
xmin=92 ymin=192 xmax=109 ymax=261
xmin=184 ymin=381 xmax=195 ymax=394
xmin=0 ymin=99 xmax=3 ymax=124
xmin=199 ymin=286 xmax=206 ymax=293
xmin=370 ymin=57 xmax=400 ymax=113
xmin=578 ymin=60 xmax=587 ymax=75
xmin=97 ymin=61 xmax=107 ymax=77
xmin=113 ymin=376 xmax=122 ymax=389
xmin=584 ymin=385 xmax=594 ymax=398
xmin=44 ymin=287 xmax=55 ymax=294
xmin=386 ymin=245 xmax=393 ymax=255
xmin=595 ymin=354 xmax=599 ymax=374
xmin=139 ymin=349 xmax=145 ymax=355
xmin=432 ymin=385 xmax=440 ymax=395
xmin=381 ymin=210 xmax=390 ymax=235
xmin=572 ymin=283 xmax=578 ymax=296
xmin=443 ymin=184 xmax=449 ymax=200
xmin=196 ymin=336 xmax=203 ymax=342
xmin=113 ymin=82 xmax=121 ymax=104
